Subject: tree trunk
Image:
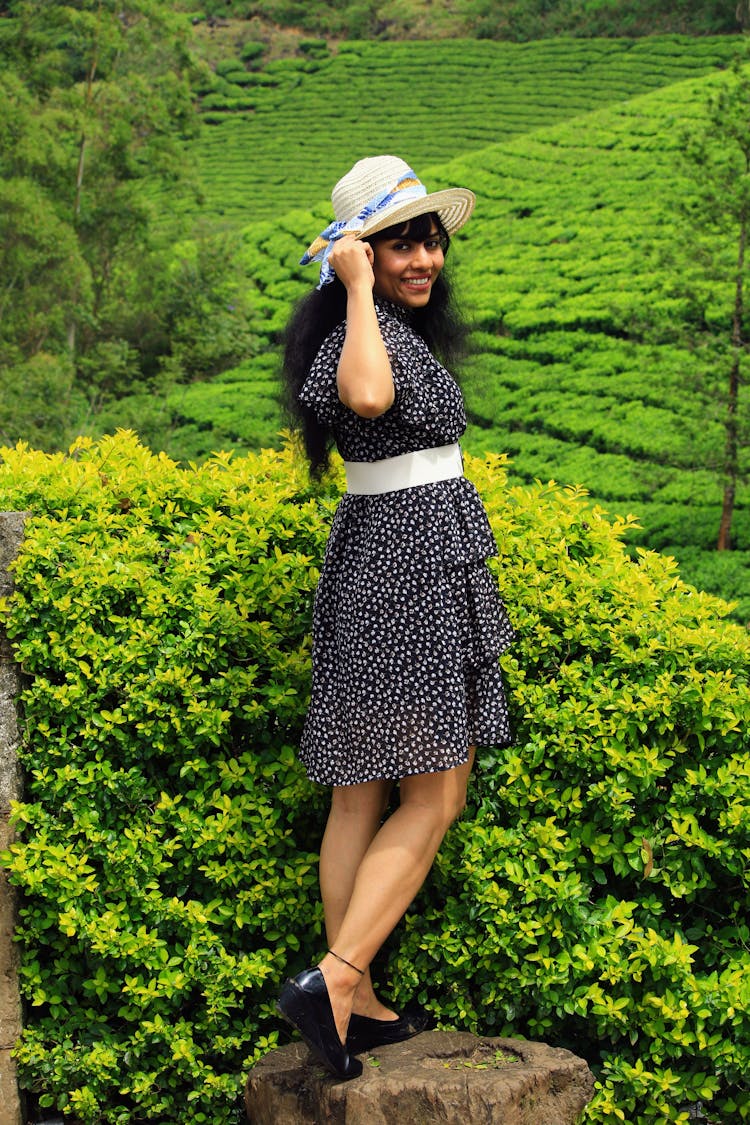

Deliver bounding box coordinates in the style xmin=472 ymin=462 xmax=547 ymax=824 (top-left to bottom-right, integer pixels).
xmin=74 ymin=133 xmax=87 ymax=223
xmin=66 ymin=135 xmax=88 ymax=354
xmin=67 ymin=9 xmax=100 ymax=356
xmin=717 ymin=212 xmax=746 ymax=550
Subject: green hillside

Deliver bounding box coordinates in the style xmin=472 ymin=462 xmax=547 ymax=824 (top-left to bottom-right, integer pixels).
xmin=451 ymin=74 xmax=750 ymax=611
xmin=182 ymin=35 xmax=739 ymax=224
xmin=109 ymin=35 xmax=750 ymax=617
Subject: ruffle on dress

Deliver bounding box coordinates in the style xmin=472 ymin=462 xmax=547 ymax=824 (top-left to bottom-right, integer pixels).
xmin=299 ymin=316 xmax=413 ymax=427
xmin=299 ymin=479 xmax=514 ymax=786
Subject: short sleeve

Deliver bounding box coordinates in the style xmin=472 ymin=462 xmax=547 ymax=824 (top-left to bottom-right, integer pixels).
xmin=298 ymin=323 xmax=347 ymax=424
xmin=298 ymin=302 xmax=423 ymax=426
xmin=376 ymin=314 xmax=414 ymax=406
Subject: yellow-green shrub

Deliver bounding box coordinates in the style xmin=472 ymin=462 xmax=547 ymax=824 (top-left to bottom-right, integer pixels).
xmin=0 ymin=432 xmax=748 ymax=1124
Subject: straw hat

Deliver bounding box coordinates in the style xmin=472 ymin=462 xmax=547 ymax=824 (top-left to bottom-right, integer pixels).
xmin=331 ymin=155 xmax=475 ymax=239
xmin=301 ymin=155 xmax=475 ymax=287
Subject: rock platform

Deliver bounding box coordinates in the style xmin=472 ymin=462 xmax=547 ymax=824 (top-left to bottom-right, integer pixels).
xmin=245 ymin=1030 xmax=594 ymax=1124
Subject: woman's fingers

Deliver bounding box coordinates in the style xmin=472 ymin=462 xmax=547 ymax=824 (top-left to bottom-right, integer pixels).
xmin=329 ymin=235 xmax=375 ymax=289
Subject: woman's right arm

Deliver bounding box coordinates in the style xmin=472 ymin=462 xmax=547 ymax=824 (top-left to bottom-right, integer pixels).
xmin=328 ymin=237 xmax=394 ymax=418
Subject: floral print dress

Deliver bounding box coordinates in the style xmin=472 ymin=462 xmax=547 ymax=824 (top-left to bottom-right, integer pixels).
xmin=298 ymin=296 xmax=514 ymax=786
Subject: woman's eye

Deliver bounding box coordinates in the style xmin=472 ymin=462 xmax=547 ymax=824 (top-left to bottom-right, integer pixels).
xmin=391 ymin=239 xmax=441 ymax=251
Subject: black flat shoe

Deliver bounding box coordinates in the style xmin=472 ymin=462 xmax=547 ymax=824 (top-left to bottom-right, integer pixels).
xmin=277 ymin=967 xmax=363 ymax=1080
xmin=346 ymin=1004 xmax=435 ymax=1054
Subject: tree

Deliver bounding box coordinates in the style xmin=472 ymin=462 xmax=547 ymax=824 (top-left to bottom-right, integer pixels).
xmin=0 ymin=178 xmax=89 ymax=358
xmin=10 ymin=1 xmax=198 ymax=337
xmin=0 ymin=1 xmax=210 ymax=447
xmin=678 ymin=57 xmax=750 ymax=550
xmin=157 ymin=231 xmax=257 ymax=384
xmin=0 ymin=173 xmax=93 ymax=446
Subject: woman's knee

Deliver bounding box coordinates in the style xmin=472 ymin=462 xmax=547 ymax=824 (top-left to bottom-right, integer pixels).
xmin=441 ymin=782 xmax=469 ymax=828
xmin=450 ymin=787 xmax=468 ymax=824
xmin=399 ymin=771 xmax=470 ymax=833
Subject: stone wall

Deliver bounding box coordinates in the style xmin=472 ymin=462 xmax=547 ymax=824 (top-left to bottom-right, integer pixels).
xmin=0 ymin=513 xmax=27 ymax=1125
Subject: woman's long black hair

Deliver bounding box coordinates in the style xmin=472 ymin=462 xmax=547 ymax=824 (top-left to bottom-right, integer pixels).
xmin=281 ymin=212 xmax=469 ymax=476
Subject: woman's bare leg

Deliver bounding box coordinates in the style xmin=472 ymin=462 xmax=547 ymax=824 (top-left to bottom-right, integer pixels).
xmin=319 ymin=778 xmax=395 ymax=1019
xmin=319 ymin=749 xmax=475 ymax=1042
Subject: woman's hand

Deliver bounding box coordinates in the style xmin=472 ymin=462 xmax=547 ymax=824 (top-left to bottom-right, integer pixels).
xmin=329 ymin=235 xmax=375 ymax=292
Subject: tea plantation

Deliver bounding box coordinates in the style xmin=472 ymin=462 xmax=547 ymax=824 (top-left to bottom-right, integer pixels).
xmin=182 ymin=35 xmax=739 ymax=223
xmin=135 ymin=35 xmax=750 ymax=617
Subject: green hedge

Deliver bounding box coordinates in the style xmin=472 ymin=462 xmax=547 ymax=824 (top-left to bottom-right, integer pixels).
xmin=0 ymin=432 xmax=749 ymax=1122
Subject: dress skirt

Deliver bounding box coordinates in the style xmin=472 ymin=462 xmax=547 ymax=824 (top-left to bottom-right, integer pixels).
xmin=299 ymin=477 xmax=514 ymax=786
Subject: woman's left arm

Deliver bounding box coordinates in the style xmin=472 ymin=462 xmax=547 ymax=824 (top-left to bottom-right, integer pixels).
xmin=329 ymin=237 xmax=394 ymax=418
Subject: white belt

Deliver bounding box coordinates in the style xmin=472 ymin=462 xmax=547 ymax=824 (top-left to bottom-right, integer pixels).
xmin=344 ymin=443 xmax=463 ymax=495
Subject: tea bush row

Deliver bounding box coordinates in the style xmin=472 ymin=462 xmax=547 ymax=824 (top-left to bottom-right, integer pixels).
xmin=1 ymin=431 xmax=749 ymax=1122
xmin=449 ymin=71 xmax=749 ymax=596
xmin=90 ymin=356 xmax=283 ymax=465
xmin=186 ymin=0 xmax=740 ymax=39
xmin=170 ymin=35 xmax=739 ymax=223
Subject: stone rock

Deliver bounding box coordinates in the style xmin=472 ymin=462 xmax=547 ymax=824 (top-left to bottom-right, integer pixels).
xmin=0 ymin=512 xmax=27 ymax=1125
xmin=245 ymin=1030 xmax=595 ymax=1125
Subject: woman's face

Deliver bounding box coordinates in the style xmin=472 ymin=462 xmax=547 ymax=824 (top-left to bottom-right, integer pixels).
xmin=371 ymin=221 xmax=445 ymax=308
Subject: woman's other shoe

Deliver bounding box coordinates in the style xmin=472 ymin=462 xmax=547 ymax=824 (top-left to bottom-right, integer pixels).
xmin=346 ymin=1004 xmax=434 ymax=1054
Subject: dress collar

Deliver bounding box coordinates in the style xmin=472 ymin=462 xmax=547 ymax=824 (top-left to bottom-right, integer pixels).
xmin=373 ymin=294 xmax=412 ymax=324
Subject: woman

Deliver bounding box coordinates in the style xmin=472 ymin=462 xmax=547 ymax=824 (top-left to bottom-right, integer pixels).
xmin=277 ymin=155 xmax=514 ymax=1080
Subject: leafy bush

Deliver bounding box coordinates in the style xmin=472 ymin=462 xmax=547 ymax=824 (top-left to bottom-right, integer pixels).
xmin=297 ymin=38 xmax=328 ymax=57
xmin=215 ymin=59 xmax=243 ymax=77
xmin=200 ymin=92 xmax=257 ymax=111
xmin=0 ymin=434 xmax=330 ymax=1122
xmin=1 ymin=432 xmax=749 ymax=1123
xmin=239 ymin=41 xmax=265 ymax=65
xmin=666 ymin=545 xmax=750 ymax=626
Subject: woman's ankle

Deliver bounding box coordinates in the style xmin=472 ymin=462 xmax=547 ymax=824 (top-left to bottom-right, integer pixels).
xmin=327 ymin=948 xmax=365 ymax=976
xmin=319 ymin=951 xmax=364 ymax=996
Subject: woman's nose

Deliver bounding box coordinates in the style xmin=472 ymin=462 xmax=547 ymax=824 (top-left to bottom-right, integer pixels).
xmin=410 ymin=242 xmax=432 ymax=269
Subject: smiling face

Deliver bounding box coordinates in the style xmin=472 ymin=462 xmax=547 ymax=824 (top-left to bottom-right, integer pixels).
xmin=369 ymin=215 xmax=446 ymax=309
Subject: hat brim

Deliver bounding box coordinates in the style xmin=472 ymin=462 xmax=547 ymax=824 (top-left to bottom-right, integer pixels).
xmin=355 ymin=187 xmax=476 ymax=240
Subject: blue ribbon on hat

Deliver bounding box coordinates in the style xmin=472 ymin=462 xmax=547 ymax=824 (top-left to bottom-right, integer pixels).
xmin=301 ymin=170 xmax=427 ymax=289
